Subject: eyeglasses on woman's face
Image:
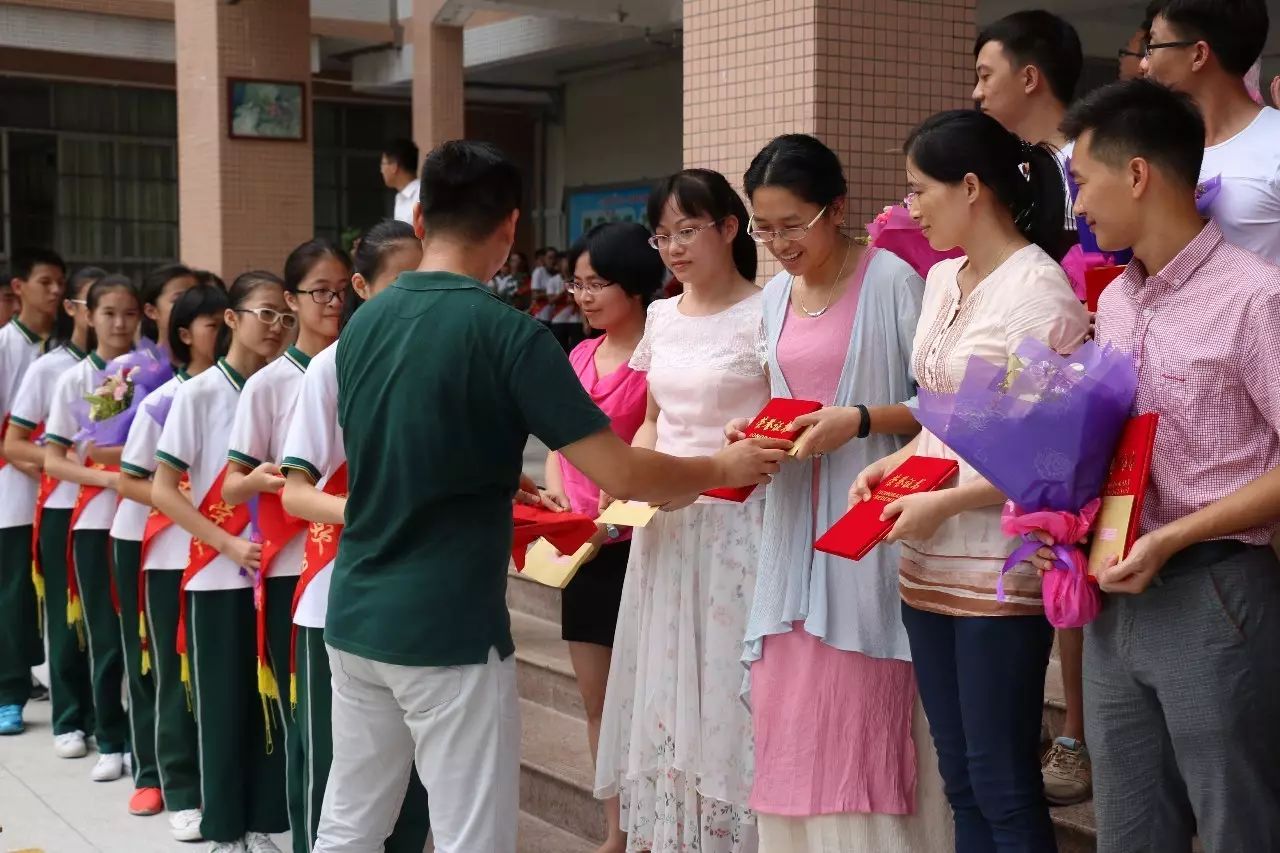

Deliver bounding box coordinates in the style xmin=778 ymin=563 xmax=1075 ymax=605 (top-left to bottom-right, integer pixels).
xmin=296 ymin=287 xmax=346 ymax=305
xmin=747 ymin=206 xmax=827 ymax=244
xmin=566 ymin=278 xmax=618 ymax=295
xmin=648 ymin=219 xmax=723 ymax=251
xmin=234 ymin=307 xmax=298 ymax=330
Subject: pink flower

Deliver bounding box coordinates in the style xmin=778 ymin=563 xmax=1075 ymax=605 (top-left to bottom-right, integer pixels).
xmin=112 ymin=382 xmax=127 ymax=402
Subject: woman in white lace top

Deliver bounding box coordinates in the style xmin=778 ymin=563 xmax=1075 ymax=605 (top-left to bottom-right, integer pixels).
xmin=594 ymin=169 xmax=769 ymax=853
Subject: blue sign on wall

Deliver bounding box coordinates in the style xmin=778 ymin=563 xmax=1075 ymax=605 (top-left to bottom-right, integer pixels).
xmin=566 ymin=185 xmax=651 ymax=245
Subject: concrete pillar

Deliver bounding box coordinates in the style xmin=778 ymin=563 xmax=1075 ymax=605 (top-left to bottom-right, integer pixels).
xmin=412 ymin=0 xmax=465 ymax=152
xmin=682 ymin=0 xmax=977 ymax=277
xmin=175 ymin=0 xmax=314 ymax=277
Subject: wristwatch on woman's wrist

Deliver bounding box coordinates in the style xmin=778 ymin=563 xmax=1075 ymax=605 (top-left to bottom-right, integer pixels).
xmin=604 ymin=523 xmax=621 ymax=541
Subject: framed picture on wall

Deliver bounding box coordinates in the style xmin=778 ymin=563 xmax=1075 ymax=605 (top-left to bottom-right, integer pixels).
xmin=227 ymin=78 xmax=306 ymax=141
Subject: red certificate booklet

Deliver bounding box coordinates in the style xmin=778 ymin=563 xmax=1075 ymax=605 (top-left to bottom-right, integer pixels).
xmin=1085 ymin=265 xmax=1126 ymax=312
xmin=703 ymin=397 xmax=823 ymax=503
xmin=1087 ymin=413 xmax=1158 ymax=575
xmin=511 ymin=504 xmax=597 ymax=571
xmin=814 ymin=456 xmax=960 ymax=561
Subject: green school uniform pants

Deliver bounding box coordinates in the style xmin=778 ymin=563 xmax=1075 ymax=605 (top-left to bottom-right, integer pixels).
xmin=72 ymin=529 xmax=129 ymax=753
xmin=38 ymin=508 xmax=95 ymax=734
xmin=144 ymin=568 xmax=201 ymax=811
xmin=188 ymin=587 xmax=288 ymax=842
xmin=264 ymin=575 xmax=307 ymax=852
xmin=296 ymin=625 xmax=430 ymax=853
xmin=111 ymin=537 xmax=159 ymax=789
xmin=0 ymin=524 xmax=42 ymax=708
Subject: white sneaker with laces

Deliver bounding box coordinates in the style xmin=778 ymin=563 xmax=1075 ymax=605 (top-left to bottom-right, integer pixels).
xmin=90 ymin=752 xmax=125 ymax=782
xmin=53 ymin=730 xmax=87 ymax=759
xmin=207 ymin=842 xmax=245 ymax=853
xmin=243 ymin=833 xmax=282 ymax=853
xmin=170 ymin=808 xmax=204 ymax=842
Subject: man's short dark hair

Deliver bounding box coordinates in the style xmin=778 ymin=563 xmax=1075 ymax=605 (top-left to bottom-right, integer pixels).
xmin=976 ymin=10 xmax=1083 ymax=105
xmin=1062 ymin=79 xmax=1205 ymax=189
xmin=382 ymin=138 xmax=419 ymax=175
xmin=1155 ymin=0 xmax=1268 ymax=76
xmin=1142 ymin=0 xmax=1166 ymax=33
xmin=13 ymin=247 xmax=66 ymax=280
xmin=419 ymin=140 xmax=522 ymax=242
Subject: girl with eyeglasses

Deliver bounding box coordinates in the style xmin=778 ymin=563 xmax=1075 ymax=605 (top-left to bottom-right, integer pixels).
xmin=734 ymin=133 xmax=953 ymax=853
xmin=537 ymin=221 xmax=664 ymax=853
xmin=115 ymin=282 xmax=229 ymax=843
xmin=594 ymin=169 xmax=769 ymax=853
xmin=151 ymin=270 xmax=293 ymax=853
xmin=279 ymin=220 xmax=431 ymax=853
xmin=4 ymin=266 xmax=102 ymax=763
xmin=218 ymin=238 xmax=349 ymax=853
xmin=42 ymin=275 xmax=143 ymax=786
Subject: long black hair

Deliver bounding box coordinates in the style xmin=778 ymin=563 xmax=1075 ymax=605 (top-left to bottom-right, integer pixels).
xmin=218 ymin=270 xmax=284 ymax=354
xmin=565 ymin=222 xmax=666 ymax=304
xmin=48 ymin=266 xmax=107 ymax=351
xmin=904 ymin=109 xmax=1070 ymax=260
xmin=168 ymin=283 xmax=231 ymax=367
xmin=343 ymin=220 xmax=418 ymax=327
xmin=139 ymin=263 xmax=194 ymax=343
xmin=647 ymin=169 xmax=757 ymax=281
xmin=284 ymin=238 xmax=351 ymax=294
xmin=743 ymin=134 xmax=848 ymax=208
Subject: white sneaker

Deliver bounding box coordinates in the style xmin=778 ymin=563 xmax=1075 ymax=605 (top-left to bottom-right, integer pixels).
xmin=90 ymin=752 xmax=125 ymax=782
xmin=207 ymin=843 xmax=245 ymax=853
xmin=243 ymin=833 xmax=282 ymax=853
xmin=169 ymin=808 xmax=203 ymax=842
xmin=53 ymin=730 xmax=87 ymax=759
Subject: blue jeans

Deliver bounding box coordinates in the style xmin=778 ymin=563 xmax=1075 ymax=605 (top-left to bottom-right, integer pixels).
xmin=902 ymin=602 xmax=1057 ymax=853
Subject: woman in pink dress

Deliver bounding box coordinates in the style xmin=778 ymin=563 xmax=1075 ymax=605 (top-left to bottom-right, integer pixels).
xmin=735 ymin=134 xmax=953 ymax=852
xmin=541 ymin=221 xmax=666 ymax=853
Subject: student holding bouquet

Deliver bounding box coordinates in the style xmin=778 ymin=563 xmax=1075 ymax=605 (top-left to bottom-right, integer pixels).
xmin=43 ymin=275 xmax=144 ymax=782
xmin=851 ymin=111 xmax=1087 ymax=853
xmin=734 ymin=134 xmax=952 ymax=852
xmin=5 ymin=266 xmax=101 ymax=753
xmin=1063 ymin=78 xmax=1280 ymax=853
xmin=152 ymin=271 xmax=291 ymax=853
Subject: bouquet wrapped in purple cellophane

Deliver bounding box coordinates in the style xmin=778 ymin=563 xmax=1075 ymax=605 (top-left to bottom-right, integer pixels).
xmin=913 ymin=338 xmax=1137 ymax=626
xmin=866 ymin=204 xmax=963 ymax=279
xmin=72 ymin=340 xmax=174 ymax=447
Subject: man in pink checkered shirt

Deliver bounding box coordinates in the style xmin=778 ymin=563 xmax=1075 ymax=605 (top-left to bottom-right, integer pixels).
xmin=1061 ymin=78 xmax=1280 ymax=853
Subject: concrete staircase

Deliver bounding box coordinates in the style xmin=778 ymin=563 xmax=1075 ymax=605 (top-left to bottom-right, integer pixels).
xmin=506 ymin=565 xmax=1102 ymax=852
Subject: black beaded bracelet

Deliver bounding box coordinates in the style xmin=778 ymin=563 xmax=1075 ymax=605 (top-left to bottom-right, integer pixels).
xmin=855 ymin=404 xmax=872 ymax=438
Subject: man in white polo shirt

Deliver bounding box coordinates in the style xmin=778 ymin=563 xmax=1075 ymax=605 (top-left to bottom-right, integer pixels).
xmin=1144 ymin=0 xmax=1280 ymax=264
xmin=380 ymin=138 xmax=420 ymax=225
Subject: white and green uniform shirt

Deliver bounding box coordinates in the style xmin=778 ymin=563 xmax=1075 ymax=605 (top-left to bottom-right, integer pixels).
xmin=120 ymin=371 xmax=192 ymax=568
xmin=9 ymin=342 xmax=88 ymax=512
xmin=155 ymin=358 xmax=252 ymax=591
xmin=0 ymin=319 xmax=46 ymax=528
xmin=46 ymin=352 xmax=119 ymax=531
xmin=226 ymin=346 xmax=311 ymax=579
xmin=280 ymin=341 xmax=341 ymax=628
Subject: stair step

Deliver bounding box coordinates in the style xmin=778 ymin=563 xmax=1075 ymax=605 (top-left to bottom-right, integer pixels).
xmin=520 ymin=698 xmax=606 ymax=843
xmin=512 ymin=609 xmax=586 ymax=720
xmin=507 ymin=567 xmax=562 ymax=623
xmin=425 ymin=810 xmax=596 ymax=853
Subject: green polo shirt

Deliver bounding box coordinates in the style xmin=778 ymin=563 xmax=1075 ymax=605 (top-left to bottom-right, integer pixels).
xmin=330 ymin=270 xmax=611 ymax=667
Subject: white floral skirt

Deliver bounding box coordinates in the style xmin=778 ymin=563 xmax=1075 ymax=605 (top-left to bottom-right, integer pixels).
xmin=595 ymin=500 xmax=765 ymax=853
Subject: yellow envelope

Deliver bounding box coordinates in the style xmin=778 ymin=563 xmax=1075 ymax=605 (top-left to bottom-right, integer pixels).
xmin=596 ymin=500 xmax=661 ymax=528
xmin=520 ymin=537 xmax=598 ymax=589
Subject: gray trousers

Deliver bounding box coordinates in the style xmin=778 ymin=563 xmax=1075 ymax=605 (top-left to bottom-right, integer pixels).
xmin=1084 ymin=542 xmax=1280 ymax=853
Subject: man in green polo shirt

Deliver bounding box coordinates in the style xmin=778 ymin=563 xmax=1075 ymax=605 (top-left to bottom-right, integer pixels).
xmin=316 ymin=140 xmax=786 ymax=853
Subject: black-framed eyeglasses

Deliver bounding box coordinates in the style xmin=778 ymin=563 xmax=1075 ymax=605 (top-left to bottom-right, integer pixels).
xmin=566 ymin=279 xmax=618 ymax=295
xmin=296 ymin=287 xmax=345 ymax=305
xmin=648 ymin=220 xmax=723 ymax=250
xmin=234 ymin=307 xmax=298 ymax=329
xmin=1143 ymin=40 xmax=1197 ymax=57
xmin=1117 ymin=48 xmax=1144 ymax=60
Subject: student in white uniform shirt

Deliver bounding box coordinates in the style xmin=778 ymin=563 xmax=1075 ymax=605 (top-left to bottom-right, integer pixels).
xmin=151 ymin=271 xmax=291 ymax=853
xmin=117 ymin=283 xmax=229 ymax=843
xmin=1143 ymin=0 xmax=1280 ymax=264
xmin=43 ymin=274 xmax=142 ymax=783
xmin=381 ymin=138 xmax=421 ymax=225
xmin=4 ymin=266 xmax=100 ymax=754
xmin=280 ymin=220 xmax=431 ymax=853
xmin=220 ymin=239 xmax=349 ymax=853
xmin=105 ymin=264 xmax=196 ymax=818
xmin=0 ymin=249 xmax=68 ymax=737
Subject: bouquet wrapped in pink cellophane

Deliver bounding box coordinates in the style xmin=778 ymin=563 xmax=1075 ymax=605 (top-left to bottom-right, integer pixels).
xmin=913 ymin=339 xmax=1137 ymax=627
xmin=865 ymin=204 xmax=962 ymax=279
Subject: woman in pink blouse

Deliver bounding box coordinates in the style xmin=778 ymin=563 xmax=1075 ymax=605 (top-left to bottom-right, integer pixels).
xmin=541 ymin=221 xmax=665 ymax=853
xmin=853 ymin=110 xmax=1088 ymax=853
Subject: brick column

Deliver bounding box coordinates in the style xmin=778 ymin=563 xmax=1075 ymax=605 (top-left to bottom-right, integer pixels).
xmin=175 ymin=0 xmax=313 ymax=277
xmin=683 ymin=0 xmax=976 ymax=277
xmin=412 ymin=0 xmax=465 ymax=151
